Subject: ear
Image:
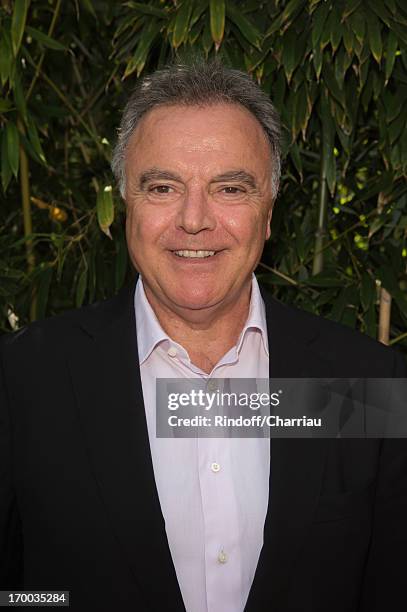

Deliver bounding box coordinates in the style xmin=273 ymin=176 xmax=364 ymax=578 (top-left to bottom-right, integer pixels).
xmin=265 ymin=202 xmax=274 ymax=240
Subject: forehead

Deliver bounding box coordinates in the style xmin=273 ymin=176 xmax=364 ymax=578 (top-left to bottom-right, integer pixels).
xmin=125 ymin=103 xmax=272 ymax=173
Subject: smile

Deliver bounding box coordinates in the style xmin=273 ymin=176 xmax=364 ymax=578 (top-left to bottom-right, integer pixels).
xmin=173 ymin=250 xmax=216 ymax=258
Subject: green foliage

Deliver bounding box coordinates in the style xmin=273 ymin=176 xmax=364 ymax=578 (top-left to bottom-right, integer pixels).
xmin=0 ymin=0 xmax=406 ymax=353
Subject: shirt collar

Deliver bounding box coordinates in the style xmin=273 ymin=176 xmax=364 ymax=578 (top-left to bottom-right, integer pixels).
xmin=236 ymin=275 xmax=269 ymax=357
xmin=134 ymin=274 xmax=269 ymax=365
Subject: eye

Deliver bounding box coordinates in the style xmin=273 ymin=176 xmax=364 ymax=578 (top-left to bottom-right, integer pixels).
xmin=220 ymin=186 xmax=245 ymax=194
xmin=149 ymin=184 xmax=174 ymax=194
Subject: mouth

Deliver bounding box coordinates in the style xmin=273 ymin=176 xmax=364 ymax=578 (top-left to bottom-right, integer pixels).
xmin=172 ymin=249 xmax=218 ymax=259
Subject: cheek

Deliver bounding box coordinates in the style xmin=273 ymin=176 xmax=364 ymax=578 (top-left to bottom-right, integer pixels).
xmin=126 ymin=205 xmax=170 ymax=247
xmin=221 ymin=209 xmax=267 ymax=247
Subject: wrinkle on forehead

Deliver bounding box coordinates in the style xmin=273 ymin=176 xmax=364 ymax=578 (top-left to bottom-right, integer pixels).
xmin=178 ymin=136 xmax=224 ymax=152
xmin=125 ymin=103 xmax=273 ymax=198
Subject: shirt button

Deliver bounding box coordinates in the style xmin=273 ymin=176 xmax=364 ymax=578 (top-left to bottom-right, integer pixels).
xmin=211 ymin=462 xmax=221 ymax=473
xmin=207 ymin=379 xmax=217 ymax=391
xmin=218 ymin=550 xmax=227 ymax=564
xmin=167 ymin=346 xmax=177 ymax=358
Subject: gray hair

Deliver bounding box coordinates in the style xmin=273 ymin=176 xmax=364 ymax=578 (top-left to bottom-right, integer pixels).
xmin=111 ymin=60 xmax=282 ymax=200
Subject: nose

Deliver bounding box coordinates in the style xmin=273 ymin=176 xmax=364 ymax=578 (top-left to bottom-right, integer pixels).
xmin=175 ymin=186 xmax=216 ymax=234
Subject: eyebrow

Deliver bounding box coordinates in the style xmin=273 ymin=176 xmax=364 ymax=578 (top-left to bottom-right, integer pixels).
xmin=210 ymin=170 xmax=257 ymax=189
xmin=139 ymin=168 xmax=183 ymax=189
xmin=138 ymin=167 xmax=257 ymax=189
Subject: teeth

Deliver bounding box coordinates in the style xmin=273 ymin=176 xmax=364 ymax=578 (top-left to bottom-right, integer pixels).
xmin=174 ymin=250 xmax=216 ymax=258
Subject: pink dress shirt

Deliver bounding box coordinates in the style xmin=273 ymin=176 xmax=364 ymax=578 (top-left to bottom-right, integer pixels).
xmin=135 ymin=275 xmax=270 ymax=612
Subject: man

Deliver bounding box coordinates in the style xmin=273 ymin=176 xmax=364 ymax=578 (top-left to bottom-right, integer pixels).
xmin=1 ymin=61 xmax=406 ymax=612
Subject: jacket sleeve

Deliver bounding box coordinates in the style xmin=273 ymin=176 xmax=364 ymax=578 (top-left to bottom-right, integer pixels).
xmin=359 ymin=351 xmax=407 ymax=611
xmin=0 ymin=340 xmax=23 ymax=588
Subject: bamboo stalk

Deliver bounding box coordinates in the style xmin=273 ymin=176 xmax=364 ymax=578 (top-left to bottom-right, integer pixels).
xmin=376 ymin=189 xmax=392 ymax=345
xmin=257 ymin=260 xmax=298 ymax=286
xmin=378 ymin=287 xmax=391 ymax=345
xmin=389 ymin=331 xmax=407 ymax=346
xmin=312 ymin=131 xmax=329 ymax=276
xmin=18 ymin=122 xmax=37 ymax=321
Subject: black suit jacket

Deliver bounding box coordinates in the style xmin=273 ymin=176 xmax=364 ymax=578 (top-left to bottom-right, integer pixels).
xmin=1 ymin=281 xmax=406 ymax=611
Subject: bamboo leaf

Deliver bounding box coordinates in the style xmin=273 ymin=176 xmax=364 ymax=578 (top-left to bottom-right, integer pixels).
xmin=226 ymin=2 xmax=262 ymax=50
xmin=124 ymin=19 xmax=161 ymax=78
xmin=11 ymin=0 xmax=30 ymax=57
xmin=388 ymin=107 xmax=407 ymax=145
xmin=26 ymin=114 xmax=46 ymax=164
xmin=113 ymin=13 xmax=141 ymax=40
xmin=191 ymin=0 xmax=208 ymax=27
xmin=320 ymin=91 xmax=336 ymax=195
xmin=389 ymin=21 xmax=407 ymax=47
xmin=304 ymin=274 xmax=342 ymax=287
xmin=341 ymin=299 xmax=358 ymax=328
xmin=201 ymin=13 xmax=213 ymax=55
xmin=385 ymin=0 xmax=397 ymax=14
xmin=368 ymin=215 xmax=387 ymax=238
xmin=359 ymin=54 xmax=370 ymax=89
xmin=342 ymin=0 xmax=362 ymax=20
xmin=126 ymin=2 xmax=169 ymax=19
xmin=13 ymin=71 xmax=28 ymax=124
xmin=81 ymin=0 xmax=97 ymax=19
xmin=312 ymin=1 xmax=330 ymax=49
xmin=282 ymin=27 xmax=300 ymax=82
xmin=0 ymin=99 xmax=13 ymax=112
xmin=356 ymin=171 xmax=393 ymax=201
xmin=365 ymin=10 xmax=382 ymax=63
xmin=6 ymin=122 xmax=19 ymax=178
xmin=25 ymin=26 xmax=66 ymax=51
xmin=322 ymin=63 xmax=346 ymax=109
xmin=210 ymin=0 xmax=225 ymax=50
xmin=363 ymin=301 xmax=377 ymax=338
xmin=349 ymin=10 xmax=365 ymax=44
xmin=281 ymin=0 xmax=306 ymax=24
xmin=377 ymin=265 xmax=407 ymax=311
xmin=329 ymin=287 xmax=350 ymax=320
xmin=292 ymin=82 xmax=309 ymax=141
xmin=36 ymin=265 xmax=53 ymax=319
xmin=342 ymin=21 xmax=355 ymax=55
xmin=266 ymin=0 xmax=305 ymax=37
xmin=385 ymin=30 xmax=398 ymax=83
xmin=382 ymin=90 xmax=401 ymax=123
xmin=76 ymin=266 xmax=88 ymax=307
xmin=1 ymin=131 xmax=12 ymax=192
xmin=97 ymin=185 xmax=114 ymax=239
xmin=335 ymin=46 xmax=352 ymax=87
xmin=370 ymin=2 xmax=392 ymax=27
xmin=289 ymin=141 xmax=303 ymax=181
xmin=0 ymin=32 xmax=13 ymax=86
xmin=360 ymin=273 xmax=375 ymax=310
xmin=329 ymin=6 xmax=343 ymax=53
xmin=272 ymin=69 xmax=286 ymax=113
xmin=172 ymin=0 xmax=193 ymax=49
xmin=20 ymin=132 xmax=41 ymax=166
xmin=313 ymin=43 xmax=323 ymax=79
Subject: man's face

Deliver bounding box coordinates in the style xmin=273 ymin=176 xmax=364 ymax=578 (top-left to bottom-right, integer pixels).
xmin=124 ymin=103 xmax=274 ymax=317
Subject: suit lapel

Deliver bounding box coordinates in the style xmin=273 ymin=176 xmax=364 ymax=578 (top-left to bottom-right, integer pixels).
xmin=66 ymin=281 xmax=185 ymax=611
xmin=245 ymin=290 xmax=331 ymax=610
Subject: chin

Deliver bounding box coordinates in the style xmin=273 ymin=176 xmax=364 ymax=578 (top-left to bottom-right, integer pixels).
xmin=169 ymin=287 xmax=220 ymax=311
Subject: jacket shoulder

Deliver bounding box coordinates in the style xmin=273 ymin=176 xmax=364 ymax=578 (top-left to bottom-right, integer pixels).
xmin=260 ymin=285 xmax=406 ymax=375
xmin=0 ymin=282 xmax=135 ymax=356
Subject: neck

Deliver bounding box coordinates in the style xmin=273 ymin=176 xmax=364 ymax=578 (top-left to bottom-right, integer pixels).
xmin=143 ymin=280 xmax=252 ymax=374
